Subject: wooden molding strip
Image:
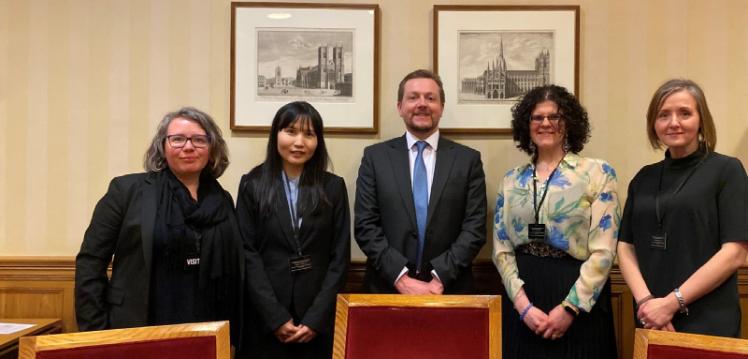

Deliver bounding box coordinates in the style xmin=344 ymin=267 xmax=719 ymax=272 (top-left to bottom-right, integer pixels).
xmin=1 ymin=256 xmax=745 ymax=288
xmin=0 ymin=257 xmax=77 ymax=281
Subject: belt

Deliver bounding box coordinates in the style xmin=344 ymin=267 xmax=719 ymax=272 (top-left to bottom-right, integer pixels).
xmin=516 ymin=241 xmax=570 ymax=258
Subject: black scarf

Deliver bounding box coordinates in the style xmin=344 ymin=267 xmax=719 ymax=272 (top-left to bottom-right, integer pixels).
xmin=154 ymin=169 xmax=243 ymax=344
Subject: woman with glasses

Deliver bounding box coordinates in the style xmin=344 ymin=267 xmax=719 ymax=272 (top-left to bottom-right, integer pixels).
xmin=236 ymin=101 xmax=350 ymax=359
xmin=75 ymin=107 xmax=243 ymax=346
xmin=493 ymin=85 xmax=619 ymax=358
xmin=618 ymin=79 xmax=748 ymax=337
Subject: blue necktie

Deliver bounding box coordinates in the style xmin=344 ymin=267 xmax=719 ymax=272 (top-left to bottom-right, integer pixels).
xmin=413 ymin=141 xmax=428 ymax=273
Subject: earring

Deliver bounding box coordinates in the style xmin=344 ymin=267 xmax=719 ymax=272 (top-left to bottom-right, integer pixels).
xmin=529 ymin=142 xmax=536 ymax=153
xmin=563 ymin=137 xmax=571 ymax=152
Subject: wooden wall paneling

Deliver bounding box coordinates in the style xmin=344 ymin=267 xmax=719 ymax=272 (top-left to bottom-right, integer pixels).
xmin=611 ymin=268 xmax=635 ymax=359
xmin=739 ymin=267 xmax=748 ymax=340
xmin=1 ymin=257 xmax=747 ymax=358
xmin=0 ymin=258 xmax=77 ymax=333
xmin=0 ymin=288 xmax=64 ymax=319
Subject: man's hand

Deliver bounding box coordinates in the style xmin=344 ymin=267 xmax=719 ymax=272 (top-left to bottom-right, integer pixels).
xmin=427 ymin=277 xmax=444 ymax=294
xmin=395 ymin=275 xmax=432 ymax=294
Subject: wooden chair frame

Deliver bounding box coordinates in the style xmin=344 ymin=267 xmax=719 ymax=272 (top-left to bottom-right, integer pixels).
xmin=332 ymin=294 xmax=501 ymax=359
xmin=634 ymin=328 xmax=748 ymax=358
xmin=18 ymin=321 xmax=230 ymax=359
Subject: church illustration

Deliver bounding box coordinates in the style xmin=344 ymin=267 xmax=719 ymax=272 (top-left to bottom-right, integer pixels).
xmin=461 ymin=38 xmax=551 ymax=100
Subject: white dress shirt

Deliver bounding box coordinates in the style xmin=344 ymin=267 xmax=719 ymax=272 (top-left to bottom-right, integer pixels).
xmin=396 ymin=130 xmax=441 ymax=284
xmin=405 ymin=130 xmax=439 ymax=201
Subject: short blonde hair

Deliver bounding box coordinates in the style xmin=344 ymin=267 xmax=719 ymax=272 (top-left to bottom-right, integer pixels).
xmin=143 ymin=107 xmax=229 ymax=178
xmin=646 ymin=79 xmax=716 ymax=152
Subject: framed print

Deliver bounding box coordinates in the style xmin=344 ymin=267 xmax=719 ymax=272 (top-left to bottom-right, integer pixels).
xmin=434 ymin=5 xmax=579 ymax=134
xmin=231 ymin=2 xmax=380 ymax=133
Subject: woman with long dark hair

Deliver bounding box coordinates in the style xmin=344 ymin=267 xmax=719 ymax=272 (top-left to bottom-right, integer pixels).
xmin=237 ymin=101 xmax=350 ymax=358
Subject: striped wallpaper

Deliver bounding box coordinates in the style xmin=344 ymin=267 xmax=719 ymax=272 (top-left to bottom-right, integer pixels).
xmin=1 ymin=0 xmax=747 ymax=258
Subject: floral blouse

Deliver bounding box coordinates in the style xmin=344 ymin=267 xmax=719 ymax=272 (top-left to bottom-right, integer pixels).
xmin=492 ymin=154 xmax=621 ymax=312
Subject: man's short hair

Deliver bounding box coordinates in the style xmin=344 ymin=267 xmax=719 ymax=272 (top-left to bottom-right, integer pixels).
xmin=397 ymin=69 xmax=445 ymax=105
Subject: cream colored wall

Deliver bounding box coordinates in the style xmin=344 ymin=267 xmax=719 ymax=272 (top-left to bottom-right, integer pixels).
xmin=2 ymin=0 xmax=747 ymax=259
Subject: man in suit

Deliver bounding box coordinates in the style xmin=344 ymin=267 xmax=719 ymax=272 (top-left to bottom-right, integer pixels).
xmin=354 ymin=69 xmax=487 ymax=294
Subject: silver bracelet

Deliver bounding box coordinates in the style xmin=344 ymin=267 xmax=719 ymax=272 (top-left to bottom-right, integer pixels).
xmin=673 ymin=287 xmax=689 ymax=316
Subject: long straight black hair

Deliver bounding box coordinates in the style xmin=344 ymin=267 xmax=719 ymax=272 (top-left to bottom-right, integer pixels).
xmin=256 ymin=101 xmax=331 ymax=217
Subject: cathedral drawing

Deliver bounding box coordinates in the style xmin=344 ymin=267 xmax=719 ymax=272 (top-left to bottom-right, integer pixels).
xmin=256 ymin=30 xmax=353 ymax=98
xmin=295 ymin=44 xmax=346 ymax=91
xmin=461 ymin=38 xmax=551 ymax=100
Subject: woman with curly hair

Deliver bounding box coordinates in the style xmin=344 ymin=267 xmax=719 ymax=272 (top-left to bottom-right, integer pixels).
xmin=493 ymin=85 xmax=620 ymax=358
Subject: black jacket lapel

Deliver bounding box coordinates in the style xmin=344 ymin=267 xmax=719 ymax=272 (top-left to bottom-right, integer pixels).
xmin=388 ymin=136 xmax=418 ymax=231
xmin=141 ymin=173 xmax=158 ymax=276
xmin=274 ymin=186 xmax=299 ymax=253
xmin=427 ymin=137 xmax=456 ymax=227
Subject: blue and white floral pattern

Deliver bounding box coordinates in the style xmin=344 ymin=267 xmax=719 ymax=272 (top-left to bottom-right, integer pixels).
xmin=492 ymin=154 xmax=621 ymax=312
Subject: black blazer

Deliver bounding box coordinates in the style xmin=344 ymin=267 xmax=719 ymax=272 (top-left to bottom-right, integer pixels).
xmin=354 ymin=135 xmax=487 ymax=293
xmin=74 ymin=172 xmax=243 ymax=334
xmin=236 ymin=166 xmax=350 ymax=336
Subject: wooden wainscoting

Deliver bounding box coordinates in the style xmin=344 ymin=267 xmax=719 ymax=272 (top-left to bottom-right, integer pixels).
xmin=0 ymin=258 xmax=77 ymax=333
xmin=1 ymin=257 xmax=747 ymax=359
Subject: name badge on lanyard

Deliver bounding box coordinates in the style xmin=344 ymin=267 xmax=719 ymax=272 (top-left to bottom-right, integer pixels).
xmin=284 ymin=172 xmax=313 ymax=274
xmin=185 ymin=255 xmax=200 ymax=267
xmin=651 ymin=154 xmax=706 ymax=251
xmin=528 ymin=224 xmax=546 ymax=241
xmin=650 ymin=229 xmax=667 ymax=250
xmin=184 ymin=232 xmax=201 ymax=271
xmin=529 ymin=166 xmax=557 ymax=241
xmin=289 ymin=254 xmax=313 ymax=273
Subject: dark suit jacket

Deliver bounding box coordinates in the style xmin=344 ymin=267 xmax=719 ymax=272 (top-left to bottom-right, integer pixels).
xmin=236 ymin=166 xmax=350 ymax=336
xmin=354 ymin=135 xmax=487 ymax=293
xmin=75 ymin=172 xmax=243 ymax=335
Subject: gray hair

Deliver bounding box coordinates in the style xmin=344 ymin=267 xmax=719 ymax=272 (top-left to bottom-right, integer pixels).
xmin=143 ymin=107 xmax=230 ymax=178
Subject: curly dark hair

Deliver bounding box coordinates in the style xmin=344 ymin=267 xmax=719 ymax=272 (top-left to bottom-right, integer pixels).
xmin=511 ymin=84 xmax=590 ymax=156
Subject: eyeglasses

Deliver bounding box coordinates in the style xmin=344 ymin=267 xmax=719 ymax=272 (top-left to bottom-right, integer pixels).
xmin=166 ymin=134 xmax=210 ymax=148
xmin=530 ymin=113 xmax=564 ymax=123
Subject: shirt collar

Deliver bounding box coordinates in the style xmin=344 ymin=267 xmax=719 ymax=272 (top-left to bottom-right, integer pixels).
xmin=524 ymin=152 xmax=579 ymax=171
xmin=562 ymin=152 xmax=579 ymax=169
xmin=405 ymin=130 xmax=440 ymax=151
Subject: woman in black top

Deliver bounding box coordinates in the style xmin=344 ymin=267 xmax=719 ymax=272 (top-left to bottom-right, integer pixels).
xmin=237 ymin=101 xmax=350 ymax=358
xmin=618 ymin=79 xmax=748 ymax=337
xmin=75 ymin=107 xmax=244 ymax=345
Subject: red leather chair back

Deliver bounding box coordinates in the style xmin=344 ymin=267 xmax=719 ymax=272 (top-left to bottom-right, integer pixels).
xmin=19 ymin=321 xmax=229 ymax=359
xmin=634 ymin=328 xmax=748 ymax=359
xmin=36 ymin=336 xmax=215 ymax=359
xmin=333 ymin=294 xmax=500 ymax=359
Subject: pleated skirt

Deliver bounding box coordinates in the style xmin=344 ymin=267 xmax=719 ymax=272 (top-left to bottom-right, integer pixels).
xmin=502 ymin=252 xmax=618 ymax=359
